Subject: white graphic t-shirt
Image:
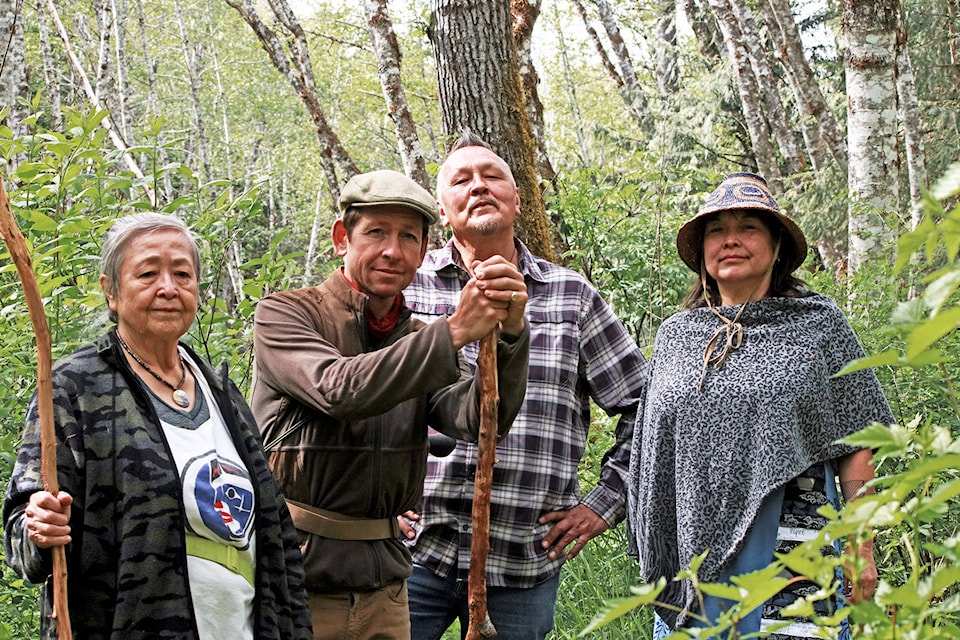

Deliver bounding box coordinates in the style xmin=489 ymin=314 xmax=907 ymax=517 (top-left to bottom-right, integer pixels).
xmin=151 ymin=352 xmax=257 ymax=640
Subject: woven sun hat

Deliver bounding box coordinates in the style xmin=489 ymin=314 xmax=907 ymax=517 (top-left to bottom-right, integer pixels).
xmin=676 ymin=172 xmax=808 ymax=274
xmin=338 ymin=169 xmax=439 ymax=225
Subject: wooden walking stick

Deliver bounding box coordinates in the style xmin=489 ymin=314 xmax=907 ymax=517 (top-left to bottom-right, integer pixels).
xmin=465 ymin=330 xmax=499 ymax=639
xmin=0 ymin=176 xmax=72 ymax=639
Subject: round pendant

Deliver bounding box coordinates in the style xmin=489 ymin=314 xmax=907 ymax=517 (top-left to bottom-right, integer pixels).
xmin=172 ymin=389 xmax=190 ymax=408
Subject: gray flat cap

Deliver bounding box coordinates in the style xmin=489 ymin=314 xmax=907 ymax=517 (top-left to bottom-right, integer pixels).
xmin=338 ymin=170 xmax=439 ymax=224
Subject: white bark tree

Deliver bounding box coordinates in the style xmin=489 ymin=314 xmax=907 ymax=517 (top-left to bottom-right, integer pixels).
xmin=362 ymin=0 xmax=431 ymax=189
xmin=656 ymin=0 xmax=679 ymax=95
xmin=572 ymin=0 xmax=648 ymax=131
xmin=843 ymin=0 xmax=898 ymax=273
xmin=707 ymin=0 xmax=782 ymax=186
xmin=42 ymin=0 xmax=152 ymax=200
xmin=226 ymin=0 xmax=358 ymax=206
xmin=174 ymin=0 xmax=211 ymax=181
xmin=727 ymin=0 xmax=805 ymax=174
xmin=36 ymin=0 xmax=64 ymax=130
xmin=0 ymin=0 xmax=28 ymax=140
xmin=895 ymin=6 xmax=927 ymax=230
xmin=760 ymin=0 xmax=847 ymax=173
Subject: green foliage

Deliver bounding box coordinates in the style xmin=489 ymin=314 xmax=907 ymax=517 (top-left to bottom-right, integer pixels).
xmin=0 ymin=111 xmax=309 ymax=636
xmin=580 ymin=162 xmax=960 ymax=637
xmin=550 ymin=163 xmax=713 ymax=346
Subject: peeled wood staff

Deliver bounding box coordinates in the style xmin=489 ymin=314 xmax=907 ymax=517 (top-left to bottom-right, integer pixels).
xmin=0 ymin=176 xmax=72 ymax=639
xmin=465 ymin=330 xmax=499 ymax=640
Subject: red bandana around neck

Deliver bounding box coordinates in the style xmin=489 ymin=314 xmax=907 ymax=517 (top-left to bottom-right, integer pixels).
xmin=340 ymin=269 xmax=404 ymax=340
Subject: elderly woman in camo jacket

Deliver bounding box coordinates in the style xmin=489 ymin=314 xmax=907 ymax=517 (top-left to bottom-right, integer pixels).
xmin=629 ymin=173 xmax=894 ymax=640
xmin=3 ymin=213 xmax=311 ymax=640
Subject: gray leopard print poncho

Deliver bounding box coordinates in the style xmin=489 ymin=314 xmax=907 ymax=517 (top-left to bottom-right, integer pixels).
xmin=629 ymin=292 xmax=894 ymax=630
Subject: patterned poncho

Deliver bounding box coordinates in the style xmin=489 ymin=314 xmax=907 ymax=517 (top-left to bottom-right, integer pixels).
xmin=629 ymin=292 xmax=894 ymax=629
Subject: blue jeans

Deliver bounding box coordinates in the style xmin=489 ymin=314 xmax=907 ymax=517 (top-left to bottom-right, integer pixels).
xmin=408 ymin=564 xmax=560 ymax=640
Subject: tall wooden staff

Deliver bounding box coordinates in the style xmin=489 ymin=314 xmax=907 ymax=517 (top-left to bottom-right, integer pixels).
xmin=0 ymin=176 xmax=72 ymax=639
xmin=465 ymin=330 xmax=499 ymax=639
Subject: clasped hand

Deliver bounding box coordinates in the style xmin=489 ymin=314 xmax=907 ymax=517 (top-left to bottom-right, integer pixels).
xmin=23 ymin=490 xmax=73 ymax=549
xmin=447 ymin=255 xmax=527 ymax=347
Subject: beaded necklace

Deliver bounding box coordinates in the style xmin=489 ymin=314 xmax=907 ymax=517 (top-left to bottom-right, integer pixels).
xmin=117 ymin=333 xmax=190 ymax=408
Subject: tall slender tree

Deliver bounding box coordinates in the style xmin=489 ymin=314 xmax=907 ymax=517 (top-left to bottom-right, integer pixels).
xmin=727 ymin=0 xmax=805 ymax=174
xmin=656 ymin=0 xmax=679 ymax=95
xmin=174 ymin=0 xmax=211 ymax=181
xmin=0 ymin=0 xmax=28 ymax=140
xmin=760 ymin=0 xmax=847 ymax=173
xmin=895 ymin=5 xmax=928 ymax=230
xmin=572 ymin=0 xmax=648 ymax=132
xmin=842 ymin=0 xmax=898 ymax=273
xmin=226 ymin=0 xmax=358 ymax=207
xmin=362 ymin=0 xmax=430 ymax=189
xmin=707 ymin=0 xmax=782 ymax=185
xmin=35 ymin=0 xmax=64 ymax=130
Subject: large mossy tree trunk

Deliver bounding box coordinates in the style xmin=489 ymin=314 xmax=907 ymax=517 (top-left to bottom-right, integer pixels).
xmin=429 ymin=0 xmax=556 ymax=262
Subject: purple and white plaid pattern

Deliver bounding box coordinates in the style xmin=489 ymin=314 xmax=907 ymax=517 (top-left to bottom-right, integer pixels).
xmin=403 ymin=240 xmax=647 ymax=588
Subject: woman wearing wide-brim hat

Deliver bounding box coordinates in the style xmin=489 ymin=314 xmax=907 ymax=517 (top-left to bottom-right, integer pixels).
xmin=629 ymin=173 xmax=894 ymax=639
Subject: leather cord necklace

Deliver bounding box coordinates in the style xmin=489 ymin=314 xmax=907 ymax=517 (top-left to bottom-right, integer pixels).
xmin=117 ymin=332 xmax=190 ymax=408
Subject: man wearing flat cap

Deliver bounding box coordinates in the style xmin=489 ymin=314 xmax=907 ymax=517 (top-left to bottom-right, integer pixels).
xmin=250 ymin=169 xmax=529 ymax=639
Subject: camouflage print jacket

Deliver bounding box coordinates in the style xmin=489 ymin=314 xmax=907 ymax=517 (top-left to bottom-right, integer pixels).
xmin=3 ymin=330 xmax=312 ymax=640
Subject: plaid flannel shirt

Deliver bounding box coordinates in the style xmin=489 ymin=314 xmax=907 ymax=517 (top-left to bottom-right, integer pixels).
xmin=403 ymin=240 xmax=647 ymax=588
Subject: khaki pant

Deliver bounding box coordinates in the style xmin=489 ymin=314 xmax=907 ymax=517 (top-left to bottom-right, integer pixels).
xmin=309 ymin=580 xmax=410 ymax=640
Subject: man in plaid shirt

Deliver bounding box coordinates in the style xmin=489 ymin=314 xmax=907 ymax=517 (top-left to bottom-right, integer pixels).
xmin=400 ymin=131 xmax=647 ymax=639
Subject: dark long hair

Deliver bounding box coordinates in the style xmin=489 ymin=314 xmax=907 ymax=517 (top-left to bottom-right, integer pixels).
xmin=682 ymin=213 xmax=808 ymax=310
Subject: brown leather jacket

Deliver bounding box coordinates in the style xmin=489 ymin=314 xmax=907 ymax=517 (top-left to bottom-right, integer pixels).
xmin=250 ymin=271 xmax=529 ymax=592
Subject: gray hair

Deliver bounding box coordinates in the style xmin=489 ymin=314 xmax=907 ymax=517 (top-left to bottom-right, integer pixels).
xmin=100 ymin=213 xmax=201 ymax=322
xmin=446 ymin=127 xmax=494 ymax=154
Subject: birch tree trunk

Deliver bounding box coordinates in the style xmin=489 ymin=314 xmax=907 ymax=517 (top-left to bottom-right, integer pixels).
xmin=762 ymin=0 xmax=848 ymax=173
xmin=43 ymin=0 xmax=152 ymax=199
xmin=554 ymin=2 xmax=590 ymax=165
xmin=94 ymin=0 xmax=125 ymax=140
xmin=303 ymin=188 xmax=324 ymax=287
xmin=36 ymin=0 xmax=64 ymax=130
xmin=895 ymin=6 xmax=927 ymax=230
xmin=572 ymin=0 xmax=624 ymax=95
xmin=949 ymin=0 xmax=960 ymax=90
xmin=727 ymin=0 xmax=805 ymax=174
xmin=572 ymin=0 xmax=648 ymax=131
xmin=210 ymin=25 xmax=234 ymax=185
xmin=135 ymin=0 xmax=173 ymax=199
xmin=430 ymin=0 xmax=556 ymax=261
xmin=681 ymin=0 xmax=721 ymax=62
xmin=707 ymin=0 xmax=782 ymax=186
xmin=656 ymin=0 xmax=679 ymax=95
xmin=362 ymin=0 xmax=431 ymax=190
xmin=109 ymin=0 xmax=134 ymax=146
xmin=174 ymin=0 xmax=211 ymax=181
xmin=1 ymin=0 xmax=29 ymax=140
xmin=843 ymin=0 xmax=898 ymax=273
xmin=227 ymin=0 xmax=358 ymax=207
xmin=590 ymin=0 xmax=648 ymax=129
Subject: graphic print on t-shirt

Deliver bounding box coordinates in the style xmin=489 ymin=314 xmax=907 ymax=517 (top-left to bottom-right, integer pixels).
xmin=182 ymin=453 xmax=255 ymax=546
